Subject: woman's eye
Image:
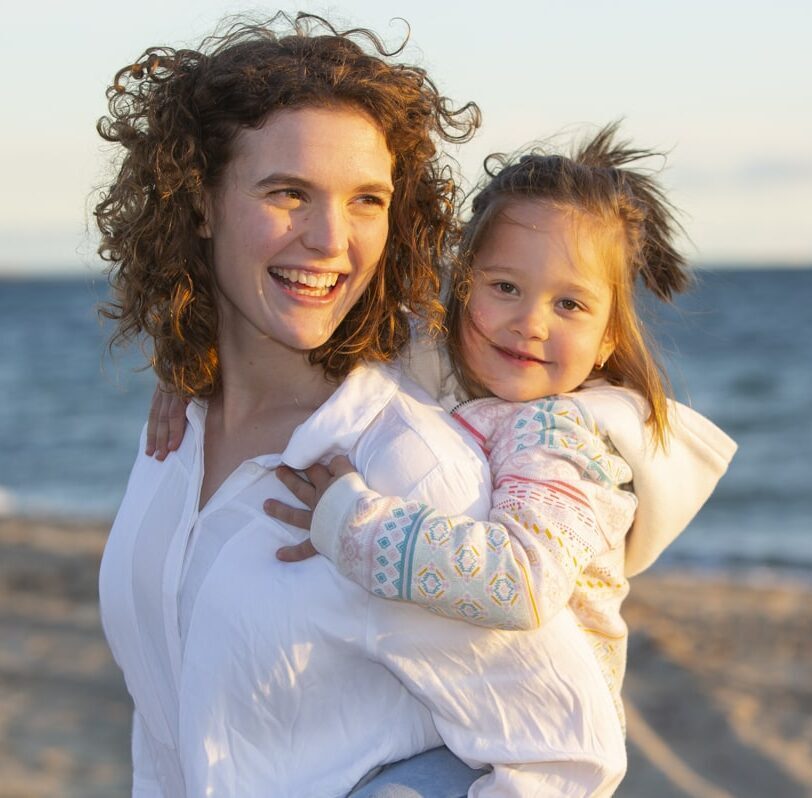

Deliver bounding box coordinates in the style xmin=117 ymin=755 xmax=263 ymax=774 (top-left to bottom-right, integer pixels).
xmin=268 ymin=189 xmax=305 ymax=207
xmin=495 ymin=282 xmax=518 ymax=295
xmin=353 ymin=194 xmax=389 ymax=215
xmin=559 ymin=298 xmax=581 ymax=312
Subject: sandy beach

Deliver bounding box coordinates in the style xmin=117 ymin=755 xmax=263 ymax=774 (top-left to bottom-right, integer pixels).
xmin=1 ymin=516 xmax=810 ymax=798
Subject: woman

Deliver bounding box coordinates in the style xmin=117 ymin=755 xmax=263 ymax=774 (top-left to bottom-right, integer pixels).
xmin=96 ymin=14 xmax=625 ymax=797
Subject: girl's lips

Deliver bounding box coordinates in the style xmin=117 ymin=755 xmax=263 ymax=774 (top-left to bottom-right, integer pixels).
xmin=468 ymin=316 xmax=549 ymax=367
xmin=493 ymin=344 xmax=547 ymax=365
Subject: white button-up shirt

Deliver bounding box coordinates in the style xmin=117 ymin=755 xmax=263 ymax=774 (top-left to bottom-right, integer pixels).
xmin=100 ymin=362 xmax=625 ymax=798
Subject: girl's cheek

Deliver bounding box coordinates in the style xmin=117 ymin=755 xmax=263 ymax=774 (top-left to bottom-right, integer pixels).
xmin=460 ymin=313 xmax=480 ymax=352
xmin=473 ymin=306 xmax=504 ymax=344
xmin=459 ymin=315 xmax=481 ymax=363
xmin=467 ymin=297 xmax=490 ymax=330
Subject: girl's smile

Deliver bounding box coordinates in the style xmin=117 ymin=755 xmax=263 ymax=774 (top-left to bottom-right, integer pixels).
xmin=468 ymin=317 xmax=550 ymax=366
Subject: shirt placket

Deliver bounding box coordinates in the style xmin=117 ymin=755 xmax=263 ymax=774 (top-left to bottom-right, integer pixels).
xmin=161 ymin=411 xmax=206 ymax=697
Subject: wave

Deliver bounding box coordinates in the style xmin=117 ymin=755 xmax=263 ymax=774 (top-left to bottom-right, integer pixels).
xmin=0 ymin=485 xmax=17 ymax=516
xmin=659 ymin=521 xmax=812 ymax=576
xmin=0 ymin=487 xmax=116 ymax=523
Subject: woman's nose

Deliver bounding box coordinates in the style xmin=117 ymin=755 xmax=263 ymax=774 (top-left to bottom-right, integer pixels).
xmin=301 ymin=202 xmax=349 ymax=258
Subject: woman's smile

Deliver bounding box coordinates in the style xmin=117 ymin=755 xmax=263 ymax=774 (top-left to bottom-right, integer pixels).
xmin=267 ymin=267 xmax=344 ymax=298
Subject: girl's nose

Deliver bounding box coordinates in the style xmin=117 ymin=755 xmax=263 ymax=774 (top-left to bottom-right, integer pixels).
xmin=512 ymin=302 xmax=550 ymax=341
xmin=301 ymin=202 xmax=349 ymax=258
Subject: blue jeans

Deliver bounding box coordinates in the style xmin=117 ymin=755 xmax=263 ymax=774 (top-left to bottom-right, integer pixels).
xmin=348 ymin=746 xmax=487 ymax=798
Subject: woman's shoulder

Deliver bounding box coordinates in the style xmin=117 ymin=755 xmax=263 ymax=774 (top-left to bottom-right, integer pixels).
xmin=365 ymin=366 xmax=486 ymax=469
xmin=349 ymin=363 xmax=490 ymax=515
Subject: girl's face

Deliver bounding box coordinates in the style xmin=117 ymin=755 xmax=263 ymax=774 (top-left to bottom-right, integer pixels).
xmin=460 ymin=201 xmax=615 ymax=403
xmin=202 ymin=106 xmax=394 ymax=354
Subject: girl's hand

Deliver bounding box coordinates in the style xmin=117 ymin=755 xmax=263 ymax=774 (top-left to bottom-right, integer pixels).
xmin=268 ymin=456 xmax=356 ymax=562
xmin=146 ymin=384 xmax=188 ymax=459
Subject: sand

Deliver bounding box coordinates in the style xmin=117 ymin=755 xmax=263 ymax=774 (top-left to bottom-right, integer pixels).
xmin=1 ymin=517 xmax=810 ymax=798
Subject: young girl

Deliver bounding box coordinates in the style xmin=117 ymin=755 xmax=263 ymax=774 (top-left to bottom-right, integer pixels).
xmin=266 ymin=124 xmax=737 ymax=729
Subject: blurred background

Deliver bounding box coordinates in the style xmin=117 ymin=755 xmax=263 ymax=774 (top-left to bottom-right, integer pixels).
xmin=1 ymin=1 xmax=810 ymax=796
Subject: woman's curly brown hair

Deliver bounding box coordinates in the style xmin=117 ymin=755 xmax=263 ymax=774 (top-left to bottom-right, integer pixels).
xmin=95 ymin=12 xmax=480 ymax=397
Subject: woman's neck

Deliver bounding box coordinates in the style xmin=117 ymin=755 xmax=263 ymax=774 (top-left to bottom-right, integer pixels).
xmin=198 ymin=328 xmax=341 ymax=510
xmin=215 ymin=325 xmax=338 ymax=427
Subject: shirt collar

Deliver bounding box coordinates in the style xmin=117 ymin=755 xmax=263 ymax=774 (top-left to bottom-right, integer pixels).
xmin=181 ymin=361 xmax=402 ymax=469
xmin=281 ymin=361 xmax=401 ymax=469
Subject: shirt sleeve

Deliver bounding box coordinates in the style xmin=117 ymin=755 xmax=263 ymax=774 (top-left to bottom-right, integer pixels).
xmin=131 ymin=711 xmax=165 ymax=798
xmin=311 ymin=397 xmax=637 ymax=630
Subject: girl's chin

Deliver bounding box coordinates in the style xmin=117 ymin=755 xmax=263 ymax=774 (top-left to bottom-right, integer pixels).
xmin=478 ymin=379 xmax=541 ymax=404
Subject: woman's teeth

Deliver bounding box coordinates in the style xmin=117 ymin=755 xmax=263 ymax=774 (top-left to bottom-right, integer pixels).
xmin=269 ymin=268 xmax=340 ymax=296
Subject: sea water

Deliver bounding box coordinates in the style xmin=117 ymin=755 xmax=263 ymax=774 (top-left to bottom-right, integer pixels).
xmin=1 ymin=269 xmax=810 ymax=573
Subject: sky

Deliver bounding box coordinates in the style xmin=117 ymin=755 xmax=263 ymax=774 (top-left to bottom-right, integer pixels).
xmin=1 ymin=0 xmax=810 ymax=275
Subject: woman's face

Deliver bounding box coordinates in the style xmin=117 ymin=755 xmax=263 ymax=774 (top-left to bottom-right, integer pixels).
xmin=202 ymin=106 xmax=394 ymax=353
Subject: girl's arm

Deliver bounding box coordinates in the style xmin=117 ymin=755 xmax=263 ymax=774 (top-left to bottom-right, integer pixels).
xmin=299 ymin=398 xmax=636 ymax=630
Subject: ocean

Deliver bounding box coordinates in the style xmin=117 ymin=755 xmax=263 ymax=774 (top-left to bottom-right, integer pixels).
xmin=1 ymin=269 xmax=810 ymax=574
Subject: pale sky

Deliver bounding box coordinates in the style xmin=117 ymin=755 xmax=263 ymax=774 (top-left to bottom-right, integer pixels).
xmin=1 ymin=0 xmax=810 ymax=274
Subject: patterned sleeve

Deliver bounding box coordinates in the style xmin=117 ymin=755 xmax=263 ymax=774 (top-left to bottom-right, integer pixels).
xmin=310 ymin=398 xmax=637 ymax=629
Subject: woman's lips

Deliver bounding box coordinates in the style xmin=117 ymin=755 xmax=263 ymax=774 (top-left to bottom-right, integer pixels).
xmin=268 ymin=267 xmax=343 ymax=298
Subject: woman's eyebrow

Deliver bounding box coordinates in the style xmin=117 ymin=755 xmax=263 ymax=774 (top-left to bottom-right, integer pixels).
xmin=254 ymin=173 xmax=311 ymax=191
xmin=254 ymin=173 xmax=394 ymax=195
xmin=354 ymin=181 xmax=395 ymax=196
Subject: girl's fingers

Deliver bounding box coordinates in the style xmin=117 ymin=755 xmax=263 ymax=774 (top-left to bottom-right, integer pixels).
xmin=276 ymin=540 xmax=318 ymax=562
xmin=263 ymin=498 xmax=313 ymax=531
xmin=146 ymin=385 xmax=188 ymax=459
xmin=328 ymin=455 xmax=355 ymax=479
xmin=275 ymin=465 xmax=317 ymax=508
xmin=166 ymin=395 xmax=188 ymax=451
xmin=274 ymin=457 xmax=357 ymax=515
xmin=146 ymin=385 xmax=165 ymax=456
xmin=303 ymin=462 xmax=334 ymax=494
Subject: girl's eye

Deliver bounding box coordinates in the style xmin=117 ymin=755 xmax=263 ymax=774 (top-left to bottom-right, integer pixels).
xmin=495 ymin=281 xmax=518 ymax=295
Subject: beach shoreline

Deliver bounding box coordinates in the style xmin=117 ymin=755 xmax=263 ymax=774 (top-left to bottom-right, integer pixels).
xmin=1 ymin=516 xmax=810 ymax=798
